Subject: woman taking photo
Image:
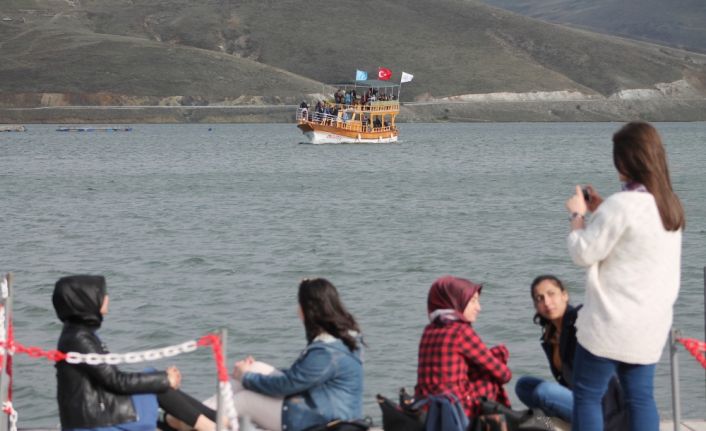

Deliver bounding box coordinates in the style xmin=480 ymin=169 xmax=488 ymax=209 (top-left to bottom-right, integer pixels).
xmin=53 ymin=275 xmax=216 ymax=431
xmin=415 ymin=275 xmax=511 ymax=420
xmin=229 ymin=277 xmax=364 ymax=431
xmin=515 ymin=275 xmax=627 ymax=428
xmin=565 ymin=121 xmax=685 ymax=431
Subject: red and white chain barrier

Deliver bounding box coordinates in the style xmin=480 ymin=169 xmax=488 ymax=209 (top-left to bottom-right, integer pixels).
xmin=0 ymin=333 xmax=239 ymax=431
xmin=677 ymin=337 xmax=706 ymax=370
xmin=198 ymin=334 xmax=239 ymax=431
xmin=1 ymin=276 xmax=17 ymax=431
xmin=2 ymin=401 xmax=17 ymax=431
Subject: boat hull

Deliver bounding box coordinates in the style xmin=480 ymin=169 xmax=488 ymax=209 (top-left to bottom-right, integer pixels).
xmin=298 ymin=123 xmax=398 ymax=144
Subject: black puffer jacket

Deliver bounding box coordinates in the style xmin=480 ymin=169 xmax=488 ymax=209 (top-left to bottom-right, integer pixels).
xmin=53 ymin=275 xmax=170 ymax=428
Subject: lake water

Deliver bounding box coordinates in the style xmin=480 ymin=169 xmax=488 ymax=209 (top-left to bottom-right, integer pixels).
xmin=1 ymin=122 xmax=705 ymax=426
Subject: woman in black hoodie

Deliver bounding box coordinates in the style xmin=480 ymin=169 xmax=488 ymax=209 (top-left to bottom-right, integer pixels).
xmin=53 ymin=274 xmax=216 ymax=431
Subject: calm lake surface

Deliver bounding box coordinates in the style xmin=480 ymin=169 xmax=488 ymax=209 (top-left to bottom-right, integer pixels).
xmin=1 ymin=123 xmax=705 ymax=426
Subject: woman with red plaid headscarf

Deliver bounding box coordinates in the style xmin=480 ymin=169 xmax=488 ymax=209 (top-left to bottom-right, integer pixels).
xmin=415 ymin=275 xmax=512 ymax=419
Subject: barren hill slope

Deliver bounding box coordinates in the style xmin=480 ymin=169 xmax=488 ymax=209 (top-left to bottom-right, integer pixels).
xmin=1 ymin=0 xmax=706 ymax=106
xmin=480 ymin=0 xmax=706 ymax=54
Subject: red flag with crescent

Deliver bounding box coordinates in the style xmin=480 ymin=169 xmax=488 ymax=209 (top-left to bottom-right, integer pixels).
xmin=378 ymin=67 xmax=392 ymax=81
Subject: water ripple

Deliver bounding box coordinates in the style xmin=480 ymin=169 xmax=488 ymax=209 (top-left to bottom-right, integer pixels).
xmin=2 ymin=123 xmax=705 ymax=425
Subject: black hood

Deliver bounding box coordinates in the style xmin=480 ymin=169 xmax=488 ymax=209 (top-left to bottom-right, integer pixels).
xmin=53 ymin=275 xmax=106 ymax=327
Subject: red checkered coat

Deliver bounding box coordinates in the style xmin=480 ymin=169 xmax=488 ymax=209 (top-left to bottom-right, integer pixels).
xmin=415 ymin=320 xmax=512 ymax=418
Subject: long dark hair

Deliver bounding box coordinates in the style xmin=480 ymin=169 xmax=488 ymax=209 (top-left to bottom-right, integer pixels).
xmin=298 ymin=278 xmax=361 ymax=352
xmin=613 ymin=121 xmax=685 ymax=231
xmin=530 ymin=275 xmax=566 ymax=339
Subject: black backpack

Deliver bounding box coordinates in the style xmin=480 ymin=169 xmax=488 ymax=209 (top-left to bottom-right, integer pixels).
xmin=376 ymin=390 xmax=426 ymax=431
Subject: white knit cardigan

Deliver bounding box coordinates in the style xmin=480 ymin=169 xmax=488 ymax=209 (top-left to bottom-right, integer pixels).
xmin=567 ymin=191 xmax=682 ymax=364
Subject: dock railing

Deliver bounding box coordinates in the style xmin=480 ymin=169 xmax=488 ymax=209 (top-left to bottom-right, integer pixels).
xmin=296 ymin=108 xmax=397 ymax=134
xmin=670 ymin=327 xmax=682 ymax=431
xmin=0 ymin=273 xmax=12 ymax=431
xmin=669 ymin=265 xmax=706 ymax=431
xmin=0 ymin=273 xmax=238 ymax=431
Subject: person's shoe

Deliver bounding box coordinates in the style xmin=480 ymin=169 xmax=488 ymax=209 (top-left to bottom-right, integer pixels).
xmin=517 ymin=408 xmax=556 ymax=430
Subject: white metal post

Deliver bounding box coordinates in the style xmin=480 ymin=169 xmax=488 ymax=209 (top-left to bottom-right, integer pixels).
xmin=216 ymin=328 xmax=227 ymax=431
xmin=0 ymin=273 xmax=14 ymax=431
xmin=670 ymin=327 xmax=681 ymax=431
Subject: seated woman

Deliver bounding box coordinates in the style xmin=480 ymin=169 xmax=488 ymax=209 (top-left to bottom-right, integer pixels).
xmin=515 ymin=275 xmax=628 ymax=429
xmin=228 ymin=278 xmax=364 ymax=431
xmin=415 ymin=275 xmax=512 ymax=419
xmin=53 ymin=275 xmax=216 ymax=431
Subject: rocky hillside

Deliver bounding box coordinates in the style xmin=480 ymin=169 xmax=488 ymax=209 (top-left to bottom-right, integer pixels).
xmin=1 ymin=0 xmax=705 ymax=107
xmin=480 ymin=0 xmax=706 ymax=54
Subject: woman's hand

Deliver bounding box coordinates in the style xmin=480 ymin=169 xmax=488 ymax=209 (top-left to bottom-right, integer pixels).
xmin=566 ymin=185 xmax=588 ymax=215
xmin=489 ymin=344 xmax=509 ymax=364
xmin=232 ymin=356 xmax=255 ymax=381
xmin=166 ymin=366 xmax=181 ymax=389
xmin=566 ymin=185 xmax=588 ymax=230
xmin=583 ymin=184 xmax=603 ymax=213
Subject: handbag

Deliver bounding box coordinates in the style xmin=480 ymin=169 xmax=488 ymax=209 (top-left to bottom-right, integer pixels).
xmin=376 ymin=390 xmax=425 ymax=431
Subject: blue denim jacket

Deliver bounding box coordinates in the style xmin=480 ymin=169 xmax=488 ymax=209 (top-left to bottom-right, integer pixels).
xmin=241 ymin=333 xmax=363 ymax=431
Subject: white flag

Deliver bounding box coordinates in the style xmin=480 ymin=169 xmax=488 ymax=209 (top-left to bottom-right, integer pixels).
xmin=401 ymin=72 xmax=414 ymax=83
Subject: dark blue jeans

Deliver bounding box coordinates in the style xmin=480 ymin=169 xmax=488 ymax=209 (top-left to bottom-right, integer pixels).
xmin=515 ymin=375 xmax=573 ymax=422
xmin=66 ymin=393 xmax=159 ymax=431
xmin=573 ymin=343 xmax=658 ymax=431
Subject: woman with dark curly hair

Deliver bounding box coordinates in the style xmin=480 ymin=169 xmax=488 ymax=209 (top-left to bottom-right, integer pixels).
xmin=228 ymin=278 xmax=364 ymax=431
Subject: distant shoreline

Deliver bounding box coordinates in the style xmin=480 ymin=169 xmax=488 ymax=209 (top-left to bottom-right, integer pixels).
xmin=2 ymin=99 xmax=706 ymax=123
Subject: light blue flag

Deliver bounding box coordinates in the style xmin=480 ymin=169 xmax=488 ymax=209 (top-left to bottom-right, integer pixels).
xmin=355 ymin=70 xmax=368 ymax=81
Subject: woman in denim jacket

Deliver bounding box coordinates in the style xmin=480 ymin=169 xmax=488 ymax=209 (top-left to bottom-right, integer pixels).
xmin=230 ymin=278 xmax=364 ymax=431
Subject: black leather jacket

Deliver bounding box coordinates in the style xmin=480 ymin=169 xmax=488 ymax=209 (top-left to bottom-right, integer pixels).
xmin=540 ymin=304 xmax=581 ymax=388
xmin=540 ymin=304 xmax=629 ymax=430
xmin=56 ymin=323 xmax=170 ymax=428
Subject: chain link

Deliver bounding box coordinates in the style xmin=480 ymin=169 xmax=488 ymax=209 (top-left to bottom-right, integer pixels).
xmin=63 ymin=340 xmax=198 ymax=365
xmin=1 ymin=338 xmax=202 ymax=365
xmin=0 ymin=332 xmax=234 ymax=430
xmin=220 ymin=381 xmax=239 ymax=431
xmin=678 ymin=337 xmax=706 ymax=369
xmin=1 ymin=277 xmax=8 ymax=300
xmin=3 ymin=402 xmax=18 ymax=431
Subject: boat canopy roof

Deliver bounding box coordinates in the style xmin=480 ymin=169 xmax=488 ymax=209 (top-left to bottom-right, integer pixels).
xmin=334 ymin=79 xmax=400 ymax=89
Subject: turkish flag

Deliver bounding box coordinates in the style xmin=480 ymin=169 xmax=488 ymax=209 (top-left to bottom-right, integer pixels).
xmin=378 ymin=67 xmax=392 ymax=81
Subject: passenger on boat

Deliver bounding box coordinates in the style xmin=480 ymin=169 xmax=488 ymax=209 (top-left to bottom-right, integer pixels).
xmin=415 ymin=275 xmax=511 ymax=420
xmin=515 ymin=275 xmax=628 ymax=429
xmin=313 ymin=101 xmax=324 ymax=122
xmin=53 ymin=275 xmax=217 ymax=431
xmin=344 ymin=91 xmax=352 ymax=106
xmin=224 ymin=278 xmax=364 ymax=431
xmin=565 ymin=121 xmax=684 ymax=431
xmin=373 ymin=118 xmax=382 ymax=128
